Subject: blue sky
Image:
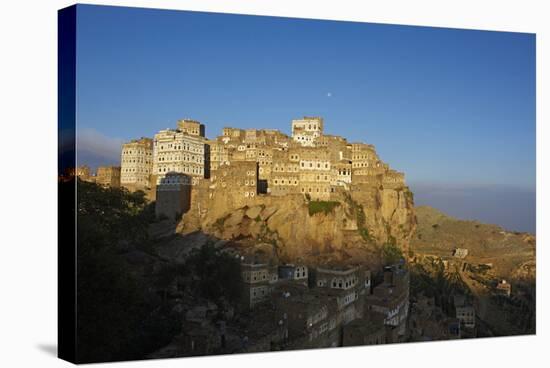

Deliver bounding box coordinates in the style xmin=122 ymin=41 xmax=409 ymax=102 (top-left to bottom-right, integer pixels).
xmin=75 ymin=5 xmax=536 ymax=233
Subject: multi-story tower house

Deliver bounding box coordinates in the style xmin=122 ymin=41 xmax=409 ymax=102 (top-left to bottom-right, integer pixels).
xmin=206 ymin=139 xmax=228 ymax=171
xmin=120 ymin=137 xmax=153 ymax=189
xmin=256 ymin=146 xmax=273 ymax=181
xmin=351 ymin=143 xmax=380 ymax=169
xmin=153 ymin=121 xmax=208 ymax=185
xmin=318 ymin=135 xmax=352 ymax=187
xmin=297 ymin=147 xmax=333 ymax=199
xmin=291 ymin=116 xmax=324 ymax=146
xmin=269 ymin=149 xmax=300 ymax=196
xmin=350 ymin=142 xmax=385 ymax=184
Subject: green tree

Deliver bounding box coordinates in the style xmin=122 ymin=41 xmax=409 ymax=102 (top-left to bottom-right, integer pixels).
xmin=186 ymin=244 xmax=242 ymax=304
xmin=75 ymin=180 xmax=179 ymax=363
xmin=381 ymin=243 xmax=404 ymax=265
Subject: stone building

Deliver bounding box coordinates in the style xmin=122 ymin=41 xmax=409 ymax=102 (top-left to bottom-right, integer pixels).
xmin=95 ymin=166 xmax=121 ymax=188
xmin=382 ymin=169 xmax=405 ymax=189
xmin=271 ymin=263 xmax=371 ymax=349
xmin=314 ymin=265 xmax=363 ymax=290
xmin=452 ymin=295 xmax=475 ymax=330
xmin=155 ymin=172 xmax=191 ymax=220
xmin=177 ymin=119 xmax=205 ymax=137
xmin=342 ymin=313 xmax=387 ymax=346
xmin=273 ymin=283 xmax=334 ymax=348
xmin=120 ymin=137 xmax=153 ymax=190
xmin=291 ymin=117 xmax=323 ymax=146
xmin=269 ymin=149 xmax=301 ymax=197
xmin=295 ymin=147 xmax=334 ymax=199
xmin=365 ymin=263 xmax=410 ymax=341
xmin=153 ymin=122 xmax=208 ymax=185
xmin=209 ymin=161 xmax=258 ymax=206
xmin=313 ymin=265 xmax=372 ymax=297
xmin=351 ymin=143 xmax=379 ymax=169
xmin=241 ymin=259 xmax=272 ymax=309
xmin=278 ymin=264 xmax=308 ymax=284
xmin=206 ymin=139 xmax=228 ymax=172
xmin=456 ymin=307 xmax=475 ymax=329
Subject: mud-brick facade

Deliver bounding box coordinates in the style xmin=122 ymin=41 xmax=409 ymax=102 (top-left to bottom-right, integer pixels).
xmin=295 ymin=147 xmax=334 ymax=199
xmin=269 ymin=150 xmax=300 ymax=197
xmin=209 ymin=161 xmax=258 ymax=206
xmin=121 ymin=137 xmax=153 ymax=190
xmin=95 ymin=166 xmax=121 ymax=188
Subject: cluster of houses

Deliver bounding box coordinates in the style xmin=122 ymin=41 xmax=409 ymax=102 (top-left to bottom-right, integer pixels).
xmin=161 ymin=258 xmax=411 ymax=357
xmin=70 ymin=116 xmax=409 ymax=220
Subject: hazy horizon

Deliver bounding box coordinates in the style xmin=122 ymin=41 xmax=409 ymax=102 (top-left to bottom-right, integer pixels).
xmin=74 ymin=4 xmax=536 ymax=234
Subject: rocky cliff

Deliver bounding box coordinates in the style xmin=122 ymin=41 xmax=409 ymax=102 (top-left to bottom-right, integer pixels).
xmin=177 ymin=181 xmax=416 ymax=266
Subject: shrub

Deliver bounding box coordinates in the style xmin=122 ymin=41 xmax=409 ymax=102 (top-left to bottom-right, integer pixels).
xmin=359 ymin=228 xmax=371 ymax=242
xmin=381 ymin=243 xmax=404 ymax=265
xmin=308 ymin=200 xmax=340 ymax=216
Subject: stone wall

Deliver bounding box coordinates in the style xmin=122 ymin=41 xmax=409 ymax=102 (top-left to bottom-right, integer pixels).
xmin=155 ymin=173 xmax=192 ymax=220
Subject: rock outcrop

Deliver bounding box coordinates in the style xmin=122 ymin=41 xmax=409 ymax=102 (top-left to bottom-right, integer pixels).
xmin=177 ymin=181 xmax=416 ymax=265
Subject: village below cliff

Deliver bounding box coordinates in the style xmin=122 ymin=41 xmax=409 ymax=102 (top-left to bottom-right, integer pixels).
xmin=61 ymin=116 xmax=536 ymax=362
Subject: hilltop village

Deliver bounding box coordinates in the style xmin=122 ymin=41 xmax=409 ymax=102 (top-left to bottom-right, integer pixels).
xmin=76 ymin=117 xmax=417 ymax=259
xmin=67 ymin=116 xmax=534 ymax=358
xmin=77 ymin=116 xmax=405 ymax=209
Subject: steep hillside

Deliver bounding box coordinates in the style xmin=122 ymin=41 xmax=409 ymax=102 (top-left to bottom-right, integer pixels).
xmin=412 ymin=206 xmax=535 ymax=278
